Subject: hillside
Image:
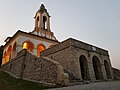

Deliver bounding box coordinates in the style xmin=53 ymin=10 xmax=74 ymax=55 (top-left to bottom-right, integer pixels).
xmin=0 ymin=70 xmax=45 ymax=90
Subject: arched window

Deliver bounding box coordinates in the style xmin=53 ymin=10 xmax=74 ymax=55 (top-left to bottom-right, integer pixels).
xmin=23 ymin=42 xmax=28 ymax=49
xmin=2 ymin=51 xmax=7 ymax=64
xmin=22 ymin=41 xmax=34 ymax=52
xmin=37 ymin=16 xmax=40 ymax=28
xmin=43 ymin=16 xmax=47 ymax=30
xmin=37 ymin=44 xmax=45 ymax=57
xmin=6 ymin=45 xmax=12 ymax=62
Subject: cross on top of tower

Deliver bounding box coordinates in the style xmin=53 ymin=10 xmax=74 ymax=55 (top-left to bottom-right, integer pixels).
xmin=41 ymin=1 xmax=44 ymax=4
xmin=38 ymin=3 xmax=47 ymax=13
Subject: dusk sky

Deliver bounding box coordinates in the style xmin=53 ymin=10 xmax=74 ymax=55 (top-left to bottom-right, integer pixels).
xmin=0 ymin=0 xmax=120 ymax=69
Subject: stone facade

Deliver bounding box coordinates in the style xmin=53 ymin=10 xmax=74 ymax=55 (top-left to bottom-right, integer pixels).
xmin=0 ymin=4 xmax=114 ymax=86
xmin=1 ymin=38 xmax=113 ymax=86
xmin=112 ymin=68 xmax=120 ymax=80
xmin=41 ymin=38 xmax=113 ymax=81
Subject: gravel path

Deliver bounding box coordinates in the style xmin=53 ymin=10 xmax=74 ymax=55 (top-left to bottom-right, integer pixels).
xmin=46 ymin=81 xmax=120 ymax=90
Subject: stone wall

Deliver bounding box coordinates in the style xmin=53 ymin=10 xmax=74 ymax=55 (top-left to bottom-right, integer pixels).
xmin=0 ymin=46 xmax=3 ymax=66
xmin=112 ymin=68 xmax=120 ymax=80
xmin=1 ymin=50 xmax=25 ymax=78
xmin=1 ymin=49 xmax=69 ymax=86
xmin=1 ymin=38 xmax=114 ymax=85
xmin=41 ymin=38 xmax=113 ymax=81
xmin=41 ymin=38 xmax=109 ymax=57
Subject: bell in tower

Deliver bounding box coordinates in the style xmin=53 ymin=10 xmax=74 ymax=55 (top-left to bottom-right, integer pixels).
xmin=31 ymin=4 xmax=57 ymax=41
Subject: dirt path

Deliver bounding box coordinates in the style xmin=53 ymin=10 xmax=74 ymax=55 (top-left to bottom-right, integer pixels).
xmin=46 ymin=81 xmax=120 ymax=90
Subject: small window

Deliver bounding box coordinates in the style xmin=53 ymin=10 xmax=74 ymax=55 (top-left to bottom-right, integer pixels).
xmin=43 ymin=16 xmax=47 ymax=30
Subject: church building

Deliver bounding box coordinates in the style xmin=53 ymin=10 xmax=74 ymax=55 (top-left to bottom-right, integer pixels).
xmin=1 ymin=4 xmax=113 ymax=86
xmin=2 ymin=4 xmax=59 ymax=65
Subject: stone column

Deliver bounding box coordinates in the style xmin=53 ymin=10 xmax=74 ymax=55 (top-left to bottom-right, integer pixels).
xmin=35 ymin=17 xmax=37 ymax=30
xmin=39 ymin=14 xmax=42 ymax=36
xmin=89 ymin=53 xmax=96 ymax=81
xmin=100 ymin=55 xmax=107 ymax=80
xmin=47 ymin=17 xmax=50 ymax=32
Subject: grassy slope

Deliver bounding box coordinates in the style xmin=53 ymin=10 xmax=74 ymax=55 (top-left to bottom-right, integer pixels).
xmin=0 ymin=70 xmax=45 ymax=90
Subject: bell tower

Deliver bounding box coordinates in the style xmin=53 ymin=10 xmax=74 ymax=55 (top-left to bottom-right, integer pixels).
xmin=31 ymin=4 xmax=57 ymax=41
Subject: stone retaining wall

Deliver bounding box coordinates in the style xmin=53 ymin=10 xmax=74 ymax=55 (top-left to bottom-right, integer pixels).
xmin=112 ymin=68 xmax=120 ymax=80
xmin=1 ymin=49 xmax=69 ymax=86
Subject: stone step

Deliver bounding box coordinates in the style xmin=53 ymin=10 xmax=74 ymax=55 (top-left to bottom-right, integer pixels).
xmin=68 ymin=81 xmax=91 ymax=86
xmin=70 ymin=79 xmax=81 ymax=82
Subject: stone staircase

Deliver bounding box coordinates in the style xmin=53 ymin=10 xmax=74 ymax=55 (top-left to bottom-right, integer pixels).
xmin=64 ymin=69 xmax=90 ymax=86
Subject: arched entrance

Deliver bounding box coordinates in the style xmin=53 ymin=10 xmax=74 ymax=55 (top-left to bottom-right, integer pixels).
xmin=22 ymin=41 xmax=34 ymax=52
xmin=92 ymin=56 xmax=103 ymax=80
xmin=79 ymin=55 xmax=90 ymax=80
xmin=37 ymin=44 xmax=45 ymax=57
xmin=2 ymin=51 xmax=7 ymax=64
xmin=104 ymin=60 xmax=112 ymax=79
xmin=6 ymin=45 xmax=12 ymax=62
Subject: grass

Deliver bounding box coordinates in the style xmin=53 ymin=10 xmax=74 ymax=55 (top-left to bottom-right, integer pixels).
xmin=0 ymin=70 xmax=45 ymax=90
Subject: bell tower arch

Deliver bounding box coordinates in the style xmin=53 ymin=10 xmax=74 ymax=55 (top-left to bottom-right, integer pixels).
xmin=32 ymin=4 xmax=57 ymax=41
